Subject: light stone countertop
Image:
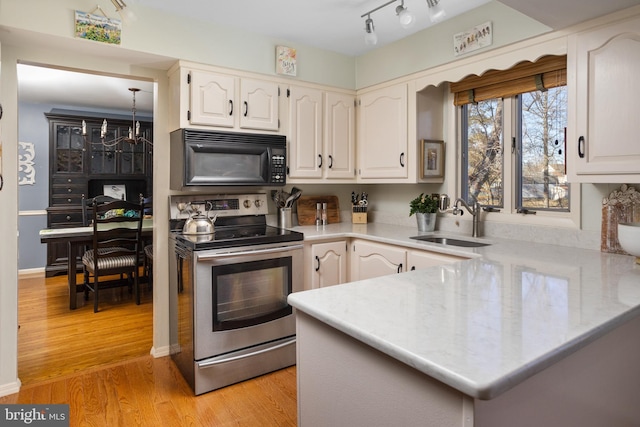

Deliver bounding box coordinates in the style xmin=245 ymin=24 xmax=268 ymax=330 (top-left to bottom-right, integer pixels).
xmin=287 ymin=222 xmax=640 ymax=399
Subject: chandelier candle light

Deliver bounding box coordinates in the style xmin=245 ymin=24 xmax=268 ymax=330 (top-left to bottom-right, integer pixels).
xmin=82 ymin=88 xmax=152 ymax=148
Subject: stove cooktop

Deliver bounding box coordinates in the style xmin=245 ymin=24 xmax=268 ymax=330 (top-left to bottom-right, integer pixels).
xmin=169 ymin=193 xmax=304 ymax=251
xmin=171 ymin=223 xmax=304 ymax=251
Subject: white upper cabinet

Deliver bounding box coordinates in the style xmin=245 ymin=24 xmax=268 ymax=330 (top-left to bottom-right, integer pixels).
xmin=288 ymin=86 xmax=323 ymax=179
xmin=357 ymin=84 xmax=408 ymax=180
xmin=324 ymin=91 xmax=356 ymax=180
xmin=287 ymin=86 xmax=356 ymax=182
xmin=568 ymin=15 xmax=640 ymax=182
xmin=189 ymin=70 xmax=236 ymax=128
xmin=168 ymin=64 xmax=280 ymax=132
xmin=239 ymin=78 xmax=280 ymax=131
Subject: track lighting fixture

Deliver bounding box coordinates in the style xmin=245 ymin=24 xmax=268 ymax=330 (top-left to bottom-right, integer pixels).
xmin=364 ymin=15 xmax=378 ymax=46
xmin=362 ymin=0 xmax=433 ymax=45
xmin=426 ymin=0 xmax=446 ymax=23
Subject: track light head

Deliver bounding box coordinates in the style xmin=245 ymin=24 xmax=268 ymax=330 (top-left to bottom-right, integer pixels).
xmin=395 ymin=3 xmax=415 ymax=29
xmin=364 ymin=16 xmax=378 ymax=46
xmin=426 ymin=0 xmax=446 ymax=23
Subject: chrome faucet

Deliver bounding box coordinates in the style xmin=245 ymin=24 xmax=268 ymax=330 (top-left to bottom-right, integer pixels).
xmin=452 ymin=198 xmax=481 ymax=238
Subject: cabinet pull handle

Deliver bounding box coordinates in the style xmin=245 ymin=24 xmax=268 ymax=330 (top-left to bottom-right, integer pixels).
xmin=318 ymin=154 xmax=323 ymax=168
xmin=397 ymin=263 xmax=403 ymax=273
xmin=399 ymin=152 xmax=405 ymax=167
xmin=228 ymin=100 xmax=233 ymax=116
xmin=578 ymin=136 xmax=585 ymax=158
xmin=315 ymin=256 xmax=320 ymax=272
xmin=328 ymin=155 xmax=333 ymax=169
xmin=243 ymin=101 xmax=248 ymax=117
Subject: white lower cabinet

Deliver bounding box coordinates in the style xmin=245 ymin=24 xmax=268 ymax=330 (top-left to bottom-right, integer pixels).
xmin=349 ymin=240 xmax=407 ymax=282
xmin=407 ymin=249 xmax=467 ymax=271
xmin=310 ymin=240 xmax=347 ymax=289
xmin=306 ymin=238 xmax=470 ymax=287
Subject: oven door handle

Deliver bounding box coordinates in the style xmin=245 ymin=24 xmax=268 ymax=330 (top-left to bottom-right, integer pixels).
xmin=196 ymin=244 xmax=304 ymax=260
xmin=197 ymin=337 xmax=296 ymax=369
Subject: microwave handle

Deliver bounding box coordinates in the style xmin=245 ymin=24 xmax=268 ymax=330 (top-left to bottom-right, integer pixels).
xmin=196 ymin=244 xmax=303 ymax=261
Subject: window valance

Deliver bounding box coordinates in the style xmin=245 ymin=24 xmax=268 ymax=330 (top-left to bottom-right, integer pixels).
xmin=450 ymin=55 xmax=567 ymax=106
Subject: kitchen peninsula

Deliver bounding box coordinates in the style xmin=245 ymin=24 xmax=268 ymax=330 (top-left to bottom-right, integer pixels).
xmin=288 ymin=224 xmax=640 ymax=426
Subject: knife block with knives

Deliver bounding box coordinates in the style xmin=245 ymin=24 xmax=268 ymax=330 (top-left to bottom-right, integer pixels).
xmin=351 ymin=191 xmax=368 ymax=224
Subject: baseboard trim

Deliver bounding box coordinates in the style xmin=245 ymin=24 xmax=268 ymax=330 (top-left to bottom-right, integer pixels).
xmin=151 ymin=345 xmax=170 ymax=358
xmin=18 ymin=268 xmax=45 ymax=278
xmin=0 ymin=379 xmax=21 ymax=398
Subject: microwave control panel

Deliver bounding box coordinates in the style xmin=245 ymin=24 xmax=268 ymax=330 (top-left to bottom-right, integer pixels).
xmin=271 ymin=154 xmax=286 ymax=184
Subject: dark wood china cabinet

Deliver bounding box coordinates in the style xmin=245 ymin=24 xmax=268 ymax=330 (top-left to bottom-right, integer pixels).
xmin=45 ymin=112 xmax=153 ymax=276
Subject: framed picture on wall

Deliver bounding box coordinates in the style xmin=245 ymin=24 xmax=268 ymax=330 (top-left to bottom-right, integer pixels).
xmin=420 ymin=140 xmax=445 ymax=178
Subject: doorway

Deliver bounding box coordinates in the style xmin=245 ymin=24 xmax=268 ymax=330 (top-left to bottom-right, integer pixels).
xmin=16 ymin=63 xmax=155 ymax=384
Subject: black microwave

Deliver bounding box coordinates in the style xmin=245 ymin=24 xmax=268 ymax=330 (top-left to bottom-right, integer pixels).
xmin=170 ymin=129 xmax=286 ymax=189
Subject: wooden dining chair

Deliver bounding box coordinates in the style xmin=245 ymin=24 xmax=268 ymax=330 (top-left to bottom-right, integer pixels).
xmin=82 ymin=198 xmax=145 ymax=312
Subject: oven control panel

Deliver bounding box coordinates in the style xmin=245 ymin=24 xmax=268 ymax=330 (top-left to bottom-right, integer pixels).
xmin=170 ymin=193 xmax=269 ymax=220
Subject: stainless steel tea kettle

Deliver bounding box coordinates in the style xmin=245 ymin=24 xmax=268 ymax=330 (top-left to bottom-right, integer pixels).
xmin=182 ymin=201 xmax=218 ymax=235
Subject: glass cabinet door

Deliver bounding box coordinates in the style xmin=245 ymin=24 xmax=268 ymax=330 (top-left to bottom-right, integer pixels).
xmin=54 ymin=124 xmax=85 ymax=173
xmin=89 ymin=125 xmax=118 ymax=174
xmin=117 ymin=125 xmax=146 ymax=175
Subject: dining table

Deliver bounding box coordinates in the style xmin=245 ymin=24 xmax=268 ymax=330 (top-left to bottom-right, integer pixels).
xmin=39 ymin=218 xmax=153 ymax=309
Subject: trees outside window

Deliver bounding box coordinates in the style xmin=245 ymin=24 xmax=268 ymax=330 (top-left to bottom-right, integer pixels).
xmin=462 ymin=85 xmax=569 ymax=213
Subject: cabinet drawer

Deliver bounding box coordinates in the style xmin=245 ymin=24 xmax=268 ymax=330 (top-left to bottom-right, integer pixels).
xmin=51 ymin=193 xmax=84 ymax=206
xmin=52 ymin=176 xmax=85 ymax=186
xmin=51 ymin=184 xmax=85 ymax=196
xmin=49 ymin=211 xmax=83 ymax=226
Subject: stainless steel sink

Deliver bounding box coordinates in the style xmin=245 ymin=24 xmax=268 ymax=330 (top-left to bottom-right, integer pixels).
xmin=410 ymin=235 xmax=490 ymax=248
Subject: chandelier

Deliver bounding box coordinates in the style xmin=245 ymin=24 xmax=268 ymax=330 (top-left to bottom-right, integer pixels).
xmin=82 ymin=88 xmax=152 ymax=148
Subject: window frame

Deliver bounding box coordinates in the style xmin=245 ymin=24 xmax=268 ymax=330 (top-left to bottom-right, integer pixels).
xmin=457 ymin=94 xmax=580 ymax=229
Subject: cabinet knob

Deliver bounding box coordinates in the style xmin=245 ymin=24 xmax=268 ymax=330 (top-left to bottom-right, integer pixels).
xmin=66 ymin=216 xmax=71 ymax=221
xmin=68 ymin=188 xmax=72 ymax=193
xmin=67 ymin=178 xmax=72 ymax=183
xmin=67 ymin=198 xmax=72 ymax=203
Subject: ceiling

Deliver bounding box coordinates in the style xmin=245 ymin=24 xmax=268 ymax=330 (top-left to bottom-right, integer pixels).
xmin=16 ymin=0 xmax=639 ymax=114
xmin=132 ymin=0 xmax=639 ymax=57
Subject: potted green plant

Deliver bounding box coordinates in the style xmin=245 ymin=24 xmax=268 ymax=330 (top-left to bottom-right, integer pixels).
xmin=409 ymin=193 xmax=438 ymax=232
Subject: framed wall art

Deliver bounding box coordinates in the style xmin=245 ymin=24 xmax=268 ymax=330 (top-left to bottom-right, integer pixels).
xmin=276 ymin=46 xmax=297 ymax=76
xmin=420 ymin=140 xmax=445 ymax=179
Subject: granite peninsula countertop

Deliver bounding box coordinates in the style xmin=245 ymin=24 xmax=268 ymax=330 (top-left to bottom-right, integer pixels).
xmin=288 ymin=222 xmax=640 ymax=399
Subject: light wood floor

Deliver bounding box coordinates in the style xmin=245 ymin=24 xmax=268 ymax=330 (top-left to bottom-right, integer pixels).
xmin=1 ymin=274 xmax=297 ymax=426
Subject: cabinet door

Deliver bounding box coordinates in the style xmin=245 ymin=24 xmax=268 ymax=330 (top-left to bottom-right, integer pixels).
xmin=325 ymin=91 xmax=356 ymax=180
xmin=52 ymin=122 xmax=85 ymax=174
xmin=240 ymin=78 xmax=280 ymax=131
xmin=569 ymin=16 xmax=640 ymax=179
xmin=357 ymin=84 xmax=408 ymax=179
xmin=350 ymin=240 xmax=406 ymax=282
xmin=407 ymin=249 xmax=467 ymax=271
xmin=88 ymin=123 xmax=118 ymax=175
xmin=311 ymin=241 xmax=347 ymax=289
xmin=288 ymin=86 xmax=323 ymax=178
xmin=189 ymin=70 xmax=236 ymax=127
